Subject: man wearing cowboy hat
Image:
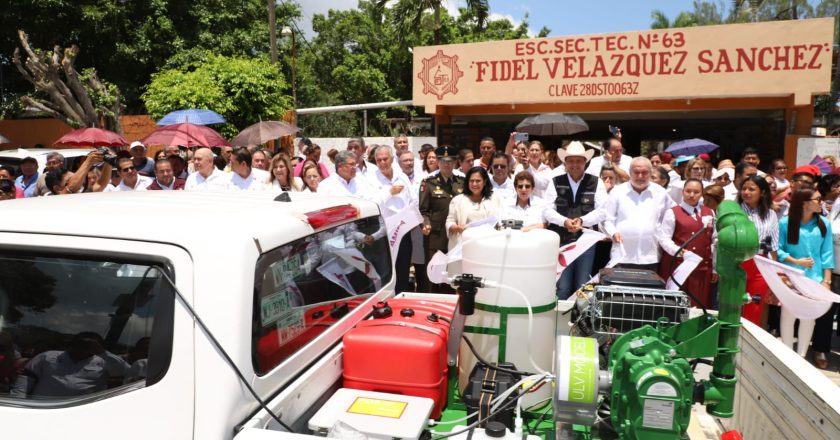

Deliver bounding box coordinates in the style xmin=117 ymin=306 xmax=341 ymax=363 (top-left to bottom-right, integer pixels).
xmin=544 ymin=141 xmax=607 ymax=299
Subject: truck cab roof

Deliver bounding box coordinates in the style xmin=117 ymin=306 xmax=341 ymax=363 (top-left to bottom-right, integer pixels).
xmin=0 ymin=190 xmax=383 ymax=252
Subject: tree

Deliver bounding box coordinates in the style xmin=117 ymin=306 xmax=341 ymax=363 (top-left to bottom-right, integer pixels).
xmin=650 ymin=10 xmax=698 ymax=28
xmin=297 ymin=0 xmax=545 ymax=136
xmin=1 ymin=0 xmax=300 ymax=112
xmin=142 ymin=53 xmax=292 ymax=137
xmin=376 ymin=0 xmax=489 ymax=44
xmin=12 ymin=30 xmax=122 ymax=132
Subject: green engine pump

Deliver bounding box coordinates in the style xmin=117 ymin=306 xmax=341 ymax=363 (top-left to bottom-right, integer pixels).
xmin=553 ymin=201 xmax=758 ymax=439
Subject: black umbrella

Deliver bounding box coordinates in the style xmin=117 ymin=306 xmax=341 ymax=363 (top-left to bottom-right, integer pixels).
xmin=516 ymin=113 xmax=589 ymax=136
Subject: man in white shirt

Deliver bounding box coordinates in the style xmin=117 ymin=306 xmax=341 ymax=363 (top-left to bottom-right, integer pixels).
xmin=726 ymin=162 xmax=758 ymax=201
xmin=602 ymin=156 xmax=674 ymax=270
xmin=347 ymin=137 xmax=375 ymax=179
xmin=392 ymin=133 xmax=425 ymax=178
xmin=114 ymin=158 xmax=152 ymax=191
xmin=369 ymin=145 xmax=416 ymax=293
xmin=185 ymin=147 xmax=230 ymax=191
xmin=489 ymin=152 xmax=514 ymax=199
xmin=228 ymin=148 xmax=270 ymax=191
xmin=320 ymin=150 xmax=381 ymax=203
xmin=586 ymin=137 xmax=631 ymax=181
xmin=473 ymin=137 xmax=496 ymax=170
xmin=397 ymin=150 xmax=428 ymax=290
xmin=543 ymin=142 xmax=607 ymax=298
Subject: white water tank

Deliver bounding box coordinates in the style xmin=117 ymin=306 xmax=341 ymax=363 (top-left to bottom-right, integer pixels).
xmin=458 ymin=227 xmax=559 ymax=406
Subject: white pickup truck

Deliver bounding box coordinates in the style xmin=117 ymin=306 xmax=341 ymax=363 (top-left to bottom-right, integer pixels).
xmin=0 ymin=191 xmax=397 ymax=439
xmin=1 ymin=191 xmax=839 ymax=439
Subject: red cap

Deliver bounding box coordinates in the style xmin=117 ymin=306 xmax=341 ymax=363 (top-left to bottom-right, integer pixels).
xmin=720 ymin=430 xmax=743 ymax=440
xmin=698 ymin=153 xmax=711 ymax=161
xmin=793 ymin=165 xmax=820 ymax=177
xmin=830 ymin=167 xmax=840 ymax=176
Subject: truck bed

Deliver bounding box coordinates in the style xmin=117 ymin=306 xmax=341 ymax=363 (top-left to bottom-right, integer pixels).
xmin=237 ymin=296 xmax=840 ymax=439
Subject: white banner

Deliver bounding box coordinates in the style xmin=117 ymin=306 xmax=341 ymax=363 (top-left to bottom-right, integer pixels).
xmin=384 ymin=203 xmax=423 ymax=262
xmin=333 ymin=247 xmax=382 ymax=290
xmin=556 ymin=229 xmax=608 ymax=281
xmin=316 ymin=257 xmax=356 ymax=296
xmin=665 ymin=251 xmax=703 ymax=291
xmin=753 ymin=255 xmax=840 ymax=320
xmin=427 ymin=250 xmax=450 ymax=285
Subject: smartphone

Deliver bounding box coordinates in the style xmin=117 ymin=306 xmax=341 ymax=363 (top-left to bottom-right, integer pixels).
xmin=608 ymin=125 xmax=620 ymax=137
xmin=514 ymin=132 xmax=529 ymax=142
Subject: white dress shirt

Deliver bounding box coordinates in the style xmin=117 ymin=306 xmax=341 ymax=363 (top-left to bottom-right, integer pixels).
xmin=115 ymin=175 xmax=152 ymax=192
xmin=490 ymin=177 xmax=514 ymax=200
xmin=185 ymin=168 xmax=230 ymax=191
xmin=586 ymin=154 xmax=632 ymax=176
xmin=154 ymin=179 xmax=177 ymax=190
xmin=657 ymin=201 xmax=718 ymax=270
xmin=526 ymin=163 xmax=556 ymax=201
xmin=319 ymin=172 xmax=382 ymax=204
xmin=368 ymin=168 xmax=415 ymax=217
xmin=499 ymin=195 xmax=549 ymax=227
xmin=603 ymin=181 xmax=674 ymax=264
xmin=228 ymin=168 xmax=270 ymax=191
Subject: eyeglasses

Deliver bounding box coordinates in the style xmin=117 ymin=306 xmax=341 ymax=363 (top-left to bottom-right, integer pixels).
xmin=794 ymin=179 xmax=814 ymax=185
xmin=690 ymin=167 xmax=705 ymax=171
xmin=492 ymin=164 xmax=507 ymax=169
xmin=811 ymin=197 xmax=822 ymax=202
xmin=516 ymin=184 xmax=532 ymax=189
xmin=120 ymin=166 xmax=136 ymax=172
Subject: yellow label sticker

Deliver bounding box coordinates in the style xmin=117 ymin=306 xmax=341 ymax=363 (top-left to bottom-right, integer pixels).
xmin=654 ymin=368 xmax=670 ymax=376
xmin=347 ymin=397 xmax=408 ymax=419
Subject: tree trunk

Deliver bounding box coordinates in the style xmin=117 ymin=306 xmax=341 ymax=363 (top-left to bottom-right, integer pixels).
xmin=12 ymin=30 xmax=123 ymax=133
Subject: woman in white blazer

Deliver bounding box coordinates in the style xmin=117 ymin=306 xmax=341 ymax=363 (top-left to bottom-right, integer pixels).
xmin=446 ymin=166 xmax=501 ymax=251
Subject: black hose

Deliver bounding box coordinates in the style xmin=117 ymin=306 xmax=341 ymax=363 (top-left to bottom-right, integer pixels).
xmin=432 ymin=376 xmax=547 ymax=439
xmin=158 ymin=270 xmax=294 ymax=432
xmin=528 ymin=405 xmax=553 ymax=435
xmin=665 ymin=225 xmax=710 ymax=316
xmin=462 ymin=334 xmax=535 ymax=376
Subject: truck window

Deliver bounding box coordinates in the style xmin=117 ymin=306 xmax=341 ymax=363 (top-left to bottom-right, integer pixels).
xmin=253 ymin=216 xmax=393 ymax=375
xmin=0 ymin=252 xmax=173 ymax=404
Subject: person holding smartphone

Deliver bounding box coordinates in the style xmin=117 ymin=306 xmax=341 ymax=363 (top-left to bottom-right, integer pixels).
xmin=586 ymin=129 xmax=631 ymax=181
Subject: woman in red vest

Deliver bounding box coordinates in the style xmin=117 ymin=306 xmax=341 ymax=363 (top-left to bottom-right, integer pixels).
xmin=657 ymin=178 xmax=717 ymax=309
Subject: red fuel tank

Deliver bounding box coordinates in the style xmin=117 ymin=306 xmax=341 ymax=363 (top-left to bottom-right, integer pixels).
xmin=342 ymin=299 xmax=456 ymax=418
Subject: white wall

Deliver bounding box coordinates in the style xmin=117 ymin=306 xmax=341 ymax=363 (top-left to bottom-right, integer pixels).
xmin=294 ymin=137 xmax=437 ymax=162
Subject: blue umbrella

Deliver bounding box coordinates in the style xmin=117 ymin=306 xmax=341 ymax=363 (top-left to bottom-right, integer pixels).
xmin=664 ymin=138 xmax=719 ymax=156
xmin=156 ymin=109 xmax=226 ymax=126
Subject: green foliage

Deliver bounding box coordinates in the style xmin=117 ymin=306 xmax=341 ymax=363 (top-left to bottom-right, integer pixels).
xmin=652 ymin=0 xmax=832 ymax=28
xmin=1 ymin=0 xmax=300 ymax=111
xmin=298 ymin=0 xmax=543 ymax=136
xmin=143 ymin=54 xmax=292 ymax=138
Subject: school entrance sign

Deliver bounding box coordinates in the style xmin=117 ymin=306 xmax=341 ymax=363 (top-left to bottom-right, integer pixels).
xmin=413 ymin=18 xmax=834 ymax=113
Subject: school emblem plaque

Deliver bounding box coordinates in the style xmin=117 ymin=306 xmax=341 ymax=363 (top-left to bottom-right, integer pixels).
xmin=418 ymin=50 xmax=464 ymax=100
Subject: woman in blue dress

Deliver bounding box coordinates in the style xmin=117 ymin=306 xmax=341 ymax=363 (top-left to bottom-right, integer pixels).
xmin=778 ymin=187 xmax=834 ymax=359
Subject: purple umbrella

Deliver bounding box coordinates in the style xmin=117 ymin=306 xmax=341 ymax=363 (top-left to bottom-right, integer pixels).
xmin=664 ymin=138 xmax=719 ymax=156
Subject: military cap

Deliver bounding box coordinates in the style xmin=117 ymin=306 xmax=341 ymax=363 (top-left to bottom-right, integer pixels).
xmin=435 ymin=145 xmax=457 ymax=160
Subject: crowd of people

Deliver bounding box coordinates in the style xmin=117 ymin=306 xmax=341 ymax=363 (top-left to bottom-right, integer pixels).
xmin=1 ymin=131 xmax=839 ymax=370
